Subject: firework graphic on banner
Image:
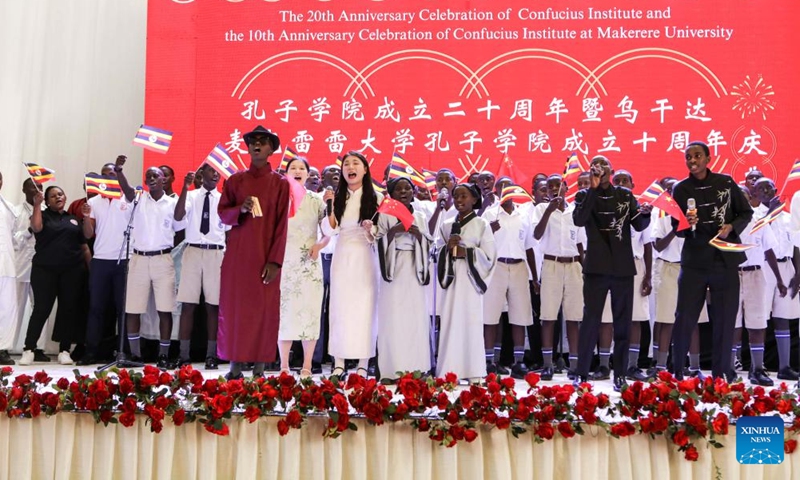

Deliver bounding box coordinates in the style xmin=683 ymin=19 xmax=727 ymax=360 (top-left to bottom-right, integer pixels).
xmin=731 ymin=75 xmax=776 ymax=121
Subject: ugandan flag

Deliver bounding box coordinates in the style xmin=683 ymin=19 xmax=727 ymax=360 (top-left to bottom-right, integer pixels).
xmin=85 ymin=173 xmax=122 ymax=199
xmin=750 ymin=203 xmax=785 ymax=235
xmin=786 ymin=159 xmax=800 ymax=183
xmin=422 ymin=168 xmax=438 ymax=199
xmin=279 ymin=146 xmax=299 ymax=172
xmin=709 ymin=234 xmax=755 ymax=252
xmin=335 ymin=155 xmax=343 ymax=167
xmin=562 ymin=153 xmax=584 ymax=202
xmin=387 ymin=153 xmax=426 ymax=189
xmin=499 ymin=185 xmax=533 ymax=204
xmin=372 ymin=178 xmax=387 ymax=195
xmin=132 ymin=124 xmax=173 ymax=154
xmin=204 ymin=143 xmax=238 ymax=180
xmin=24 ymin=163 xmax=55 ymax=182
xmin=638 ymin=180 xmax=665 ymax=204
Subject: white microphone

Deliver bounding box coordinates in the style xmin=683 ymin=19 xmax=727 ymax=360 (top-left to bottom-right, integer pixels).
xmin=438 ymin=186 xmax=449 ymax=208
xmin=687 ymin=198 xmax=697 ymax=232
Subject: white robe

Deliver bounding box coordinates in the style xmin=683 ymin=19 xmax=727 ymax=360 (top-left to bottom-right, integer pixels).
xmin=323 ymin=187 xmax=383 ymax=359
xmin=436 ymin=213 xmax=496 ymax=380
xmin=376 ymin=209 xmax=432 ymax=378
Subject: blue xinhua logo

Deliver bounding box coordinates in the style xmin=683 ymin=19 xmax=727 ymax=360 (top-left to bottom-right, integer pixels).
xmin=736 ymin=416 xmax=784 ymax=464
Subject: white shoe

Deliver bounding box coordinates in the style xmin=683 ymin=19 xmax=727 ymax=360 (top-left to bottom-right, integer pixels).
xmin=58 ymin=351 xmax=74 ymax=365
xmin=19 ymin=350 xmax=34 ymax=366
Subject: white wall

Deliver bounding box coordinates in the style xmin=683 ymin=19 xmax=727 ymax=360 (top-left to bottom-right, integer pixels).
xmin=0 ymin=0 xmax=147 ymax=205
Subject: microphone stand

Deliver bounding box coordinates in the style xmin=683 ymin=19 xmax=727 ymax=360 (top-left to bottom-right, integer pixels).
xmin=98 ymin=193 xmax=143 ymax=371
xmin=428 ymin=199 xmax=447 ymax=373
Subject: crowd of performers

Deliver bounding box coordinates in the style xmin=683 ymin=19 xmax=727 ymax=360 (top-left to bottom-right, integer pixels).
xmin=1 ymin=125 xmax=797 ymax=393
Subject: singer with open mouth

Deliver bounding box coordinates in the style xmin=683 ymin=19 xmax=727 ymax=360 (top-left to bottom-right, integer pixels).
xmin=670 ymin=141 xmax=752 ymax=381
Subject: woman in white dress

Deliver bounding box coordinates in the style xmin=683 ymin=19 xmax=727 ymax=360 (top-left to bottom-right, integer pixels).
xmin=437 ymin=183 xmax=496 ymax=381
xmin=278 ymin=157 xmax=328 ymax=379
xmin=321 ymin=151 xmax=383 ymax=378
xmin=375 ymin=177 xmax=432 ymax=380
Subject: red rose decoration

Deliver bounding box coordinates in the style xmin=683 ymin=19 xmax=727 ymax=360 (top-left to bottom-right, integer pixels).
xmin=119 ymin=412 xmax=135 ymax=427
xmin=244 ymin=406 xmax=260 ymax=423
xmin=684 ymin=445 xmax=699 ymax=461
xmin=536 ymin=423 xmax=555 ymax=440
xmin=672 ymin=430 xmax=689 ymax=447
xmin=173 ymin=409 xmax=186 ymax=426
xmin=0 ymin=366 xmax=12 ymax=375
xmin=525 ymin=372 xmax=540 ymax=387
xmin=496 ymin=416 xmax=511 ymax=430
xmin=33 ymin=371 xmax=51 ymax=384
xmin=464 ymin=429 xmax=478 ymax=443
xmin=610 ymin=422 xmax=636 ymax=437
xmin=444 ymin=372 xmax=458 ymax=384
xmin=558 ymin=421 xmax=575 ymax=438
xmin=56 ymin=378 xmax=70 ymax=390
xmin=785 ymin=439 xmax=797 ymax=454
xmin=417 ymin=418 xmax=430 ymax=432
xmin=712 ymin=413 xmax=728 ymax=435
xmin=277 ymin=419 xmax=289 ymax=436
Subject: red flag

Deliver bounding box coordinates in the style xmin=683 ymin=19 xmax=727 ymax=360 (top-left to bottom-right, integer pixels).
xmin=286 ymin=176 xmax=306 ymax=218
xmin=496 ymin=154 xmax=529 ymax=187
xmin=651 ymin=191 xmax=691 ymax=231
xmin=377 ymin=197 xmax=414 ymax=231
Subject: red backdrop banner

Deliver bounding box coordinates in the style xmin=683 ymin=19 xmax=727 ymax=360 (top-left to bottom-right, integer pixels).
xmin=144 ymin=0 xmax=800 ymax=195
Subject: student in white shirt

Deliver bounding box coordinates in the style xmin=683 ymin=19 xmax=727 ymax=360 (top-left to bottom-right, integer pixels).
xmin=0 ymin=171 xmax=19 ymax=365
xmin=736 ymin=186 xmax=785 ymax=386
xmin=754 ymin=178 xmax=800 ymax=381
xmin=531 ymin=174 xmax=586 ymax=380
xmin=481 ymin=177 xmax=536 ymax=378
xmin=125 ymin=166 xmax=186 ymax=369
xmin=78 ymin=160 xmax=134 ymax=365
xmin=174 ymin=165 xmax=227 ymax=369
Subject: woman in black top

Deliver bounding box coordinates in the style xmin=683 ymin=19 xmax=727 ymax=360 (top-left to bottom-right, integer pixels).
xmin=19 ymin=186 xmax=91 ymax=365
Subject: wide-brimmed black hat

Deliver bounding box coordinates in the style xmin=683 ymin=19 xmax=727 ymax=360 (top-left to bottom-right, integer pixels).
xmin=243 ymin=125 xmax=280 ymax=150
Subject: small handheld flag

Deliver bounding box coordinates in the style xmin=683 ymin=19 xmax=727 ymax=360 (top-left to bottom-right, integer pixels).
xmin=709 ymin=234 xmax=755 ymax=252
xmin=85 ymin=173 xmax=122 ymax=199
xmin=422 ymin=169 xmax=438 ymax=197
xmin=377 ymin=197 xmax=415 ymax=231
xmin=286 ymin=176 xmax=306 ymax=219
xmin=372 ymin=178 xmax=387 ymax=195
xmin=651 ymin=191 xmax=691 ymax=231
xmin=335 ymin=156 xmax=343 ymax=167
xmin=24 ymin=163 xmax=55 ymax=183
xmin=204 ymin=144 xmax=239 ymax=180
xmin=279 ymin=146 xmax=299 ymax=172
xmin=562 ymin=153 xmax=584 ymax=202
xmin=387 ymin=153 xmax=426 ymax=189
xmin=499 ymin=185 xmax=533 ymax=205
xmin=638 ymin=180 xmax=665 ymax=204
xmin=132 ymin=125 xmax=173 ymax=154
xmin=496 ymin=154 xmax=529 ymax=187
xmin=749 ymin=202 xmax=785 ymax=235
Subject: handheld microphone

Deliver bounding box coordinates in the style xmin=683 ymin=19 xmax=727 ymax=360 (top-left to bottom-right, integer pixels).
xmin=325 ymin=186 xmax=334 ymax=216
xmin=438 ymin=186 xmax=449 ymax=208
xmin=134 ymin=185 xmax=143 ymax=201
xmin=450 ymin=221 xmax=461 ymax=257
xmin=687 ymin=198 xmax=697 ymax=232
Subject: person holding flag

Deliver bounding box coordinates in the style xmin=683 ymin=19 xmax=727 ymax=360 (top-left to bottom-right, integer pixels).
xmin=671 ymin=141 xmax=753 ymax=381
xmin=173 ymin=165 xmax=228 ymax=370
xmin=277 ymin=157 xmax=328 ymax=379
xmin=218 ymin=125 xmax=289 ymax=380
xmin=78 ymin=159 xmax=135 ymax=366
xmin=375 ymin=176 xmax=432 ymax=380
xmin=480 ymin=179 xmax=536 ymax=379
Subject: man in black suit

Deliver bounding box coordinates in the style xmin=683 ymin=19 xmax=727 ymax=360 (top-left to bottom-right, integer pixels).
xmin=670 ymin=141 xmax=752 ymax=381
xmin=573 ymin=155 xmax=652 ymax=391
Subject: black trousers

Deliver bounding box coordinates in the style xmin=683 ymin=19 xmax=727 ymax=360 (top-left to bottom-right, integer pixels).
xmin=84 ymin=258 xmax=128 ymax=352
xmin=526 ymin=280 xmax=543 ymax=366
xmin=576 ymin=274 xmax=633 ymax=379
xmin=313 ymin=254 xmax=333 ymax=364
xmin=25 ymin=263 xmax=86 ymax=350
xmin=672 ymin=266 xmax=739 ymax=379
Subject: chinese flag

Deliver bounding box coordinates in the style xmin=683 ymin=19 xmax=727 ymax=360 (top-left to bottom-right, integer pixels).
xmin=496 ymin=154 xmax=529 ymax=187
xmin=651 ymin=191 xmax=691 ymax=231
xmin=377 ymin=197 xmax=415 ymax=231
xmin=286 ymin=176 xmax=307 ymax=218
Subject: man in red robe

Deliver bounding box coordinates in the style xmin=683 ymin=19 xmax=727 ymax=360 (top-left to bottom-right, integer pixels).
xmin=218 ymin=125 xmax=290 ymax=380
